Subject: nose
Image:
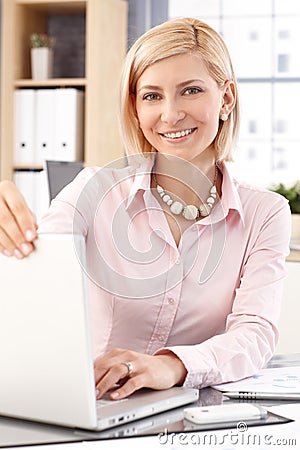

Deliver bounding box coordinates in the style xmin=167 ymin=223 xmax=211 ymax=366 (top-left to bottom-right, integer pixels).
xmin=160 ymin=97 xmax=185 ymax=125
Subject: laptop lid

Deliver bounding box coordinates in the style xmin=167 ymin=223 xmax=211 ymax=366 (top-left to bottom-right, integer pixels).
xmin=0 ymin=234 xmax=198 ymax=431
xmin=0 ymin=234 xmax=98 ymax=430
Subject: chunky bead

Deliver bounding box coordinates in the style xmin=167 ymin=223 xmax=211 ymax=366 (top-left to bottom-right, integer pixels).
xmin=170 ymin=201 xmax=184 ymax=215
xmin=199 ymin=203 xmax=211 ymax=216
xmin=155 ymin=168 xmax=218 ymax=221
xmin=183 ymin=204 xmax=199 ymax=220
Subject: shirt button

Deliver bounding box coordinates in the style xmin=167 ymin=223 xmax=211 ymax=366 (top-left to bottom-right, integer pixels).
xmin=168 ymin=297 xmax=175 ymax=304
xmin=175 ymin=258 xmax=181 ymax=265
xmin=158 ymin=335 xmax=165 ymax=341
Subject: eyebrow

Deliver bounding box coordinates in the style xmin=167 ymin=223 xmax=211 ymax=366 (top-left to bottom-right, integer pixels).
xmin=137 ymin=79 xmax=205 ymax=93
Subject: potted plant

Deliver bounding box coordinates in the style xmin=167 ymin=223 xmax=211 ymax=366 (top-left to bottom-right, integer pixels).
xmin=30 ymin=33 xmax=56 ymax=80
xmin=270 ymin=181 xmax=300 ymax=242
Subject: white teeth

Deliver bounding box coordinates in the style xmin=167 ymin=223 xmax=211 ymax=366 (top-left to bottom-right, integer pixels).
xmin=163 ymin=128 xmax=193 ymax=139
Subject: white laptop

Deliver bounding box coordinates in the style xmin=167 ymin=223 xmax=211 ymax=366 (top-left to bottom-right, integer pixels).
xmin=0 ymin=234 xmax=198 ymax=431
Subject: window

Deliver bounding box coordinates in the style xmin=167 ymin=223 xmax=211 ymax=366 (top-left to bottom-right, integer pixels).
xmin=169 ymin=0 xmax=300 ymax=186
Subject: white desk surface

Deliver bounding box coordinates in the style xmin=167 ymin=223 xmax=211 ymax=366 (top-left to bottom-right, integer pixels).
xmin=5 ymin=411 xmax=300 ymax=450
xmin=4 ymin=355 xmax=300 ymax=450
xmin=3 ymin=402 xmax=300 ymax=450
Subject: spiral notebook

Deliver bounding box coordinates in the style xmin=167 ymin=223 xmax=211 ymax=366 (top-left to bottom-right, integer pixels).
xmin=214 ymin=366 xmax=300 ymax=400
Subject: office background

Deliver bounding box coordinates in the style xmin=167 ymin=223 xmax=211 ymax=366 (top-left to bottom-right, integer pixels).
xmin=0 ymin=4 xmax=299 ymax=445
xmin=171 ymin=0 xmax=300 ymax=188
xmin=0 ymin=0 xmax=300 ymax=189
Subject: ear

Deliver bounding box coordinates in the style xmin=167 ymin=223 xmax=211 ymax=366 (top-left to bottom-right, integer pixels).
xmin=220 ymin=81 xmax=236 ymax=118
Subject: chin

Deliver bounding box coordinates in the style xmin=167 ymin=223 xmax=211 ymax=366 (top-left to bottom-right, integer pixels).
xmin=163 ymin=150 xmax=201 ymax=162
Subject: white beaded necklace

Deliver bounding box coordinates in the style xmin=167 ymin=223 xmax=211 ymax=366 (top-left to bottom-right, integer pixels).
xmin=153 ymin=164 xmax=218 ymax=221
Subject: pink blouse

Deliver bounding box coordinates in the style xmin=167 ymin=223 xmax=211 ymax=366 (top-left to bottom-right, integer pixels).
xmin=38 ymin=157 xmax=291 ymax=388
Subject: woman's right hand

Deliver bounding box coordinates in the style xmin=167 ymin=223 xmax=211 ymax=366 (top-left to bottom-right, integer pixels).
xmin=0 ymin=180 xmax=38 ymax=258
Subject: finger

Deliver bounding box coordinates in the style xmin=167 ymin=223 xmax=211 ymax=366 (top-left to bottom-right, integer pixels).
xmin=96 ymin=363 xmax=130 ymax=399
xmin=0 ymin=227 xmax=34 ymax=258
xmin=110 ymin=374 xmax=145 ymax=400
xmin=0 ymin=181 xmax=37 ymax=253
xmin=0 ymin=207 xmax=35 ymax=258
xmin=0 ymin=226 xmax=15 ymax=257
xmin=94 ymin=348 xmax=134 ymax=384
xmin=94 ymin=360 xmax=111 ymax=385
xmin=4 ymin=182 xmax=37 ymax=240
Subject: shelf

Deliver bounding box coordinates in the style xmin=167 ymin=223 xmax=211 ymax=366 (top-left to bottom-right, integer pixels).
xmin=289 ymin=241 xmax=300 ymax=262
xmin=15 ymin=78 xmax=86 ymax=87
xmin=288 ymin=250 xmax=300 ymax=262
xmin=14 ymin=165 xmax=43 ymax=170
xmin=16 ymin=0 xmax=86 ymax=14
xmin=0 ymin=0 xmax=128 ymax=181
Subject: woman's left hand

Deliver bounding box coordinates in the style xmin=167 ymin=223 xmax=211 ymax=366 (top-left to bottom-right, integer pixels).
xmin=94 ymin=348 xmax=187 ymax=400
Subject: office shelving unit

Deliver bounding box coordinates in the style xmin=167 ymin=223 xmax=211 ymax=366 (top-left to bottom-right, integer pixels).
xmin=0 ymin=0 xmax=128 ymax=180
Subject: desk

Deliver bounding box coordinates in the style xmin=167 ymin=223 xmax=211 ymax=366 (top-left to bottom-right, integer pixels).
xmin=287 ymin=249 xmax=300 ymax=262
xmin=1 ymin=354 xmax=300 ymax=449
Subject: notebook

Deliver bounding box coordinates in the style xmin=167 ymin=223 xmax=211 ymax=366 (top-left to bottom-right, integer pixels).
xmin=213 ymin=366 xmax=300 ymax=400
xmin=0 ymin=234 xmax=198 ymax=431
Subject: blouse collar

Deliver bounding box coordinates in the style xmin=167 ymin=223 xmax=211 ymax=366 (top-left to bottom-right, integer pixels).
xmin=125 ymin=155 xmax=245 ymax=225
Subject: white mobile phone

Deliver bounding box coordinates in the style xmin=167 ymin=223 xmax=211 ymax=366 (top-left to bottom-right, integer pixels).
xmin=184 ymin=403 xmax=266 ymax=424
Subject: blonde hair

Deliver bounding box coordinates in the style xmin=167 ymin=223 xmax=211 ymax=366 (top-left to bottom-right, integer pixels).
xmin=119 ymin=17 xmax=240 ymax=161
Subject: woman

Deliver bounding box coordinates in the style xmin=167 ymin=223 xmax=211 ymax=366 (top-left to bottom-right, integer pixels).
xmin=0 ymin=18 xmax=291 ymax=401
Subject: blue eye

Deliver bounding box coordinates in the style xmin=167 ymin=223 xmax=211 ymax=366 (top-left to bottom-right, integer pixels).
xmin=184 ymin=87 xmax=202 ymax=95
xmin=143 ymin=93 xmax=161 ymax=101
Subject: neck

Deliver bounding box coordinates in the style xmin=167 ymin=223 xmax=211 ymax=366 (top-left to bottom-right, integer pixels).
xmin=153 ymin=153 xmax=217 ymax=205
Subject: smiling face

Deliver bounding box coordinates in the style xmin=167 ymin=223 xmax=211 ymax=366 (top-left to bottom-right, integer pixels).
xmin=134 ymin=53 xmax=233 ymax=166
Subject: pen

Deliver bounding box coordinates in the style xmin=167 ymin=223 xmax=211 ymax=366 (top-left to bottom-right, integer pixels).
xmin=223 ymin=391 xmax=300 ymax=401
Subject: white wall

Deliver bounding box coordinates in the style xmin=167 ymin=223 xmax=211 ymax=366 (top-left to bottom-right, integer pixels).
xmin=276 ymin=261 xmax=300 ymax=354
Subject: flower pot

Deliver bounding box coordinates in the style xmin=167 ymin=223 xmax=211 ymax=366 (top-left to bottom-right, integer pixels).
xmin=31 ymin=48 xmax=53 ymax=80
xmin=291 ymin=213 xmax=300 ymax=243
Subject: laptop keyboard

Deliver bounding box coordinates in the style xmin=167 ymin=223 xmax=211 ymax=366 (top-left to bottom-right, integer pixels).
xmin=96 ymin=392 xmax=128 ymax=409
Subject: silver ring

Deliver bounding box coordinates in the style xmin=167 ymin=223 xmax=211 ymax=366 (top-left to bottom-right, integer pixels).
xmin=121 ymin=361 xmax=134 ymax=377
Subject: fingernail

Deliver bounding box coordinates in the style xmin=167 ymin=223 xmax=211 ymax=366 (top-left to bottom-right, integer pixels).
xmin=95 ymin=389 xmax=100 ymax=398
xmin=25 ymin=229 xmax=35 ymax=241
xmin=111 ymin=391 xmax=120 ymax=399
xmin=2 ymin=249 xmax=12 ymax=257
xmin=14 ymin=249 xmax=23 ymax=259
xmin=21 ymin=243 xmax=31 ymax=255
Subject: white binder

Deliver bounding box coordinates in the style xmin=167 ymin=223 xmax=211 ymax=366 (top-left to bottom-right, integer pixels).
xmin=14 ymin=90 xmax=36 ymax=166
xmin=14 ymin=170 xmax=49 ymax=221
xmin=34 ymin=169 xmax=50 ymax=220
xmin=14 ymin=88 xmax=84 ymax=166
xmin=13 ymin=170 xmax=36 ymax=212
xmin=53 ymin=88 xmax=84 ymax=161
xmin=35 ymin=89 xmax=55 ymax=165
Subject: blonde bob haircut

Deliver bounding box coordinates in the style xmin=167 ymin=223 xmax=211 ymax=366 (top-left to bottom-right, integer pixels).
xmin=119 ymin=17 xmax=240 ymax=162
